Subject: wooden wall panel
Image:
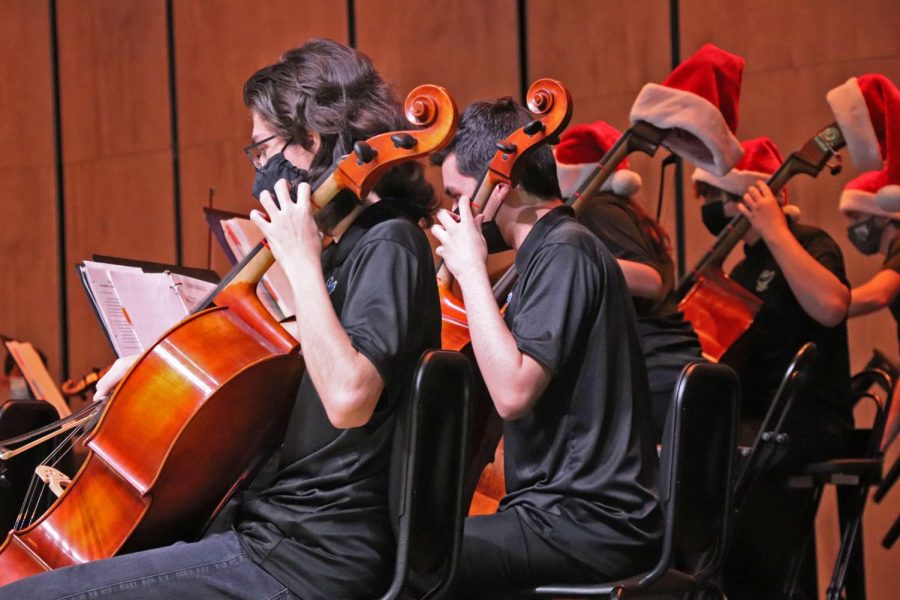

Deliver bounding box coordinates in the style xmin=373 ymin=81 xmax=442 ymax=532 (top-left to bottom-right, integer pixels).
xmin=679 ymin=1 xmax=900 ymax=596
xmin=58 ymin=0 xmax=175 ymax=378
xmin=0 ymin=1 xmax=60 ymax=379
xmin=174 ymin=0 xmax=348 ymax=274
xmin=527 ymin=0 xmax=673 ymax=270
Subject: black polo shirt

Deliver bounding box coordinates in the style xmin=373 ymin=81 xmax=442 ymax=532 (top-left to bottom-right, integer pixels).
xmin=500 ymin=205 xmax=662 ymax=574
xmin=882 ymin=234 xmax=900 ymax=345
xmin=235 ymin=199 xmax=441 ymax=598
xmin=727 ymin=223 xmax=852 ymax=429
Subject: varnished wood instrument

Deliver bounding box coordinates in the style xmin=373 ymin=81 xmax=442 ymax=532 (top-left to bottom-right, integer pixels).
xmin=0 ymin=84 xmax=458 ymax=584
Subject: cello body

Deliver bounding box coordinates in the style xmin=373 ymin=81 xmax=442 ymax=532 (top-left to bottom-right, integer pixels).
xmin=0 ymin=303 xmax=305 ymax=584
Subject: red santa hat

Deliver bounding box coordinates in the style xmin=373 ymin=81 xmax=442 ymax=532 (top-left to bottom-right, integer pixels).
xmin=838 ymin=169 xmax=900 ymax=220
xmin=553 ymin=120 xmax=642 ymax=198
xmin=826 ymin=74 xmax=900 ymax=211
xmin=630 ymin=43 xmax=745 ymax=176
xmin=692 ymin=136 xmax=800 ymax=219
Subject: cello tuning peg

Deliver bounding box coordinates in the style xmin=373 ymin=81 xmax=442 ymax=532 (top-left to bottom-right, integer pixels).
xmin=523 ymin=120 xmax=544 ymax=136
xmin=353 ymin=141 xmax=378 ymax=165
xmin=391 ymin=133 xmax=417 ymax=149
xmin=495 ymin=141 xmax=517 ymax=154
xmin=827 ymin=154 xmax=843 ymax=176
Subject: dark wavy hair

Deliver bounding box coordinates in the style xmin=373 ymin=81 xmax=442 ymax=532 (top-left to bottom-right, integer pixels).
xmin=430 ymin=97 xmax=560 ymax=200
xmin=243 ymin=39 xmax=437 ymax=226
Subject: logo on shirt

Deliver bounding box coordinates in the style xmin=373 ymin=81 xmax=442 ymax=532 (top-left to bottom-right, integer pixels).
xmin=755 ymin=269 xmax=776 ymax=293
xmin=325 ymin=275 xmax=338 ymax=295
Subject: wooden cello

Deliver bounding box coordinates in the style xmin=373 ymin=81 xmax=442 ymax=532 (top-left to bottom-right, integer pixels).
xmin=0 ymin=84 xmax=458 ymax=584
xmin=676 ymin=123 xmax=846 ymax=361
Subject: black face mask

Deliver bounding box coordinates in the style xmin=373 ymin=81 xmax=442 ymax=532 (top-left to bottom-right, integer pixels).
xmin=251 ymin=152 xmax=310 ymax=202
xmin=847 ymin=217 xmax=883 ymax=255
xmin=480 ymin=219 xmax=512 ymax=254
xmin=701 ymin=200 xmax=733 ymax=236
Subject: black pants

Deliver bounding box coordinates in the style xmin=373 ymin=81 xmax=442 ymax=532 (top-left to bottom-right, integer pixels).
xmin=451 ymin=507 xmax=606 ymax=599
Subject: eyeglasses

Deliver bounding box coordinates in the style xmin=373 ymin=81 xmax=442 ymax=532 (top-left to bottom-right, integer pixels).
xmin=243 ymin=134 xmax=291 ymax=171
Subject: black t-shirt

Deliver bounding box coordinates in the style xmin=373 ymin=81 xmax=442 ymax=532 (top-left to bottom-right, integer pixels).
xmin=500 ymin=205 xmax=662 ymax=574
xmin=236 ymin=200 xmax=441 ymax=599
xmin=579 ymin=193 xmax=678 ymax=318
xmin=882 ymin=233 xmax=900 ymax=344
xmin=727 ymin=223 xmax=852 ymax=427
xmin=578 ymin=194 xmax=702 ymax=399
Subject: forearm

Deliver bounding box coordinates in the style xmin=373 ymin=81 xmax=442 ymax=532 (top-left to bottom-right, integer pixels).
xmin=286 ymin=259 xmax=382 ymax=428
xmin=849 ymin=271 xmax=900 ymax=317
xmin=458 ymin=269 xmax=544 ymax=419
xmin=765 ymin=234 xmax=849 ymax=327
xmin=618 ymin=259 xmax=663 ymax=299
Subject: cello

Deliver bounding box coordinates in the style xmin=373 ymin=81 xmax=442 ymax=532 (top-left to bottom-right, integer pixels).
xmin=0 ymin=84 xmax=458 ymax=584
xmin=676 ymin=123 xmax=846 ymax=361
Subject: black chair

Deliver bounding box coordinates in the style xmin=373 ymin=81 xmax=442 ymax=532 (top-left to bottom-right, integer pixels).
xmin=380 ymin=350 xmax=472 ymax=600
xmin=786 ymin=368 xmax=894 ymax=600
xmin=512 ymin=361 xmax=740 ymax=599
xmin=732 ymin=342 xmax=817 ymax=515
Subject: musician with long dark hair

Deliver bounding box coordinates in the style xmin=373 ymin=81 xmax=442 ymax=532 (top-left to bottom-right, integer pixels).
xmin=555 ymin=120 xmax=704 ymax=441
xmin=0 ymin=38 xmax=440 ymax=600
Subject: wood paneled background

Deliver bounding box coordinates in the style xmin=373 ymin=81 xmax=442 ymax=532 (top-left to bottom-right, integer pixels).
xmin=0 ymin=0 xmax=896 ymax=594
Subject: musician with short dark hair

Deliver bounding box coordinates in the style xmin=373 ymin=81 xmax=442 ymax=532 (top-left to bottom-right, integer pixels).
xmin=432 ymin=98 xmax=662 ymax=596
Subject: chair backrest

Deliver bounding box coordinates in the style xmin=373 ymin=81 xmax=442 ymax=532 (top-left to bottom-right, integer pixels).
xmin=658 ymin=361 xmax=739 ymax=582
xmin=733 ymin=342 xmax=817 ymax=508
xmin=382 ymin=350 xmax=472 ymax=600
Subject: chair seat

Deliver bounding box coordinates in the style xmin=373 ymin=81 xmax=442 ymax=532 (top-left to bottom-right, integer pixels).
xmin=515 ymin=568 xmax=715 ymax=599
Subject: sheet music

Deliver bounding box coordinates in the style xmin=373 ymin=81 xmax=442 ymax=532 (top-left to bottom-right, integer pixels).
xmin=107 ymin=270 xmax=190 ymax=349
xmin=5 ymin=340 xmax=71 ymax=418
xmin=81 ymin=261 xmax=145 ymax=357
xmin=167 ymin=272 xmax=217 ymax=313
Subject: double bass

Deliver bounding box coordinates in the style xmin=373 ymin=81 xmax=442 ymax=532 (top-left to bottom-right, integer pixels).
xmin=676 ymin=122 xmax=847 ymax=361
xmin=0 ymin=84 xmax=458 ymax=584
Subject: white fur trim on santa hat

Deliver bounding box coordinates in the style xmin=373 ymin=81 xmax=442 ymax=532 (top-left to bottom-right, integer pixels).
xmin=630 ymin=82 xmax=743 ymax=176
xmin=555 ymin=162 xmax=642 ymax=198
xmin=839 ymin=187 xmax=899 ymax=219
xmin=826 ymin=78 xmax=884 ymax=172
xmin=876 ymin=185 xmax=900 ymax=213
xmin=691 ymin=167 xmax=772 ymax=197
xmin=782 ymin=204 xmax=801 ymax=222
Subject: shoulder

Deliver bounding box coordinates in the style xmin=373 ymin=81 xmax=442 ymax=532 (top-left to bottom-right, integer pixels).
xmin=356 ymin=217 xmax=430 ymax=257
xmin=791 ymin=223 xmax=842 ymax=254
xmin=535 ymin=219 xmax=611 ymax=274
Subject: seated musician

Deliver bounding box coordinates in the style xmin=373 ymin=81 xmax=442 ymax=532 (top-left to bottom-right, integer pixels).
xmin=431 ymin=98 xmax=662 ymax=596
xmin=555 ymin=121 xmax=704 ymax=441
xmin=0 ymin=39 xmax=440 ymax=599
xmin=842 ymin=172 xmax=900 ymax=332
xmin=692 ymin=136 xmax=852 ymax=598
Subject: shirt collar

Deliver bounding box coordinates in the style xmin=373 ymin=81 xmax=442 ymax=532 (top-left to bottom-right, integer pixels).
xmin=322 ymin=199 xmax=405 ymax=272
xmin=515 ymin=205 xmax=574 ymax=273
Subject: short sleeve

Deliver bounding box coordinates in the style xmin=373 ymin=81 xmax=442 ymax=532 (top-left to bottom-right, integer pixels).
xmin=507 ymin=243 xmax=601 ymax=374
xmin=340 ymin=238 xmax=420 ymax=388
xmin=883 ymin=235 xmax=900 ymax=275
xmin=802 ymin=230 xmax=850 ymax=287
xmin=580 ymin=202 xmax=656 ymax=268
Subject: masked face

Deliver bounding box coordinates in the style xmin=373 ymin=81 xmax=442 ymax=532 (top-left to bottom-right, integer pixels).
xmin=701 ymin=200 xmax=733 ymax=236
xmin=8 ymin=376 xmax=30 ymax=400
xmin=480 ymin=219 xmax=512 ymax=254
xmin=251 ymin=151 xmax=311 ymax=202
xmin=847 ymin=217 xmax=883 ymax=255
